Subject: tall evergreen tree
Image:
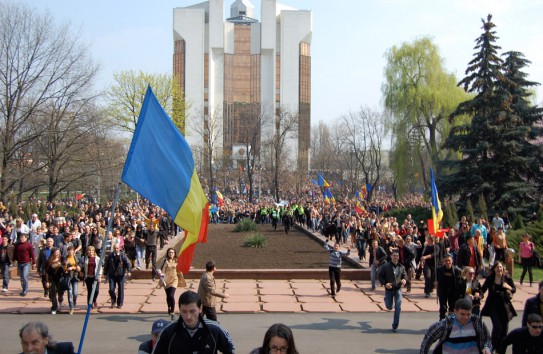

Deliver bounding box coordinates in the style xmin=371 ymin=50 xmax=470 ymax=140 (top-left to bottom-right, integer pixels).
xmin=497 ymin=51 xmax=543 ymax=212
xmin=440 ymin=14 xmax=542 ymax=215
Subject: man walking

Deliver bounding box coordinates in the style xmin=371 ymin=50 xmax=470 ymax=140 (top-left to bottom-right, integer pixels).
xmin=152 ymin=291 xmax=235 ymax=354
xmin=37 ymin=238 xmax=54 ymax=297
xmin=14 ymin=233 xmax=35 ymax=296
xmin=144 ymin=223 xmax=158 ymax=279
xmin=436 ymin=254 xmax=462 ymax=320
xmin=324 ymin=242 xmax=350 ymax=297
xmin=197 ymin=261 xmax=229 ymax=321
xmin=0 ymin=234 xmax=14 ymax=292
xmin=104 ymin=244 xmax=131 ymax=309
xmin=498 ymin=313 xmax=543 ymax=354
xmin=421 ymin=298 xmax=493 ymax=353
xmin=378 ymin=250 xmax=407 ymax=332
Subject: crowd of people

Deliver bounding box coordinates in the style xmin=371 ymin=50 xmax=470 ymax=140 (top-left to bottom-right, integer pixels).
xmin=1 ymin=190 xmax=542 ymax=353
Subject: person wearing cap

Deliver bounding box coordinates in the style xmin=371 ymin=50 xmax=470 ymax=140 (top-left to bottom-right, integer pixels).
xmin=137 ymin=319 xmax=169 ymax=354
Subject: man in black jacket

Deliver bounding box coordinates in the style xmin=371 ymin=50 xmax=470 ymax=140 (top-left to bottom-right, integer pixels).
xmin=152 ymin=291 xmax=234 ymax=354
xmin=104 ymin=244 xmax=131 ymax=309
xmin=378 ymin=250 xmax=407 ymax=332
xmin=499 ymin=313 xmax=543 ymax=354
xmin=456 ymin=234 xmax=482 ymax=273
xmin=20 ymin=321 xmax=75 ymax=354
xmin=435 ymin=254 xmax=462 ymax=320
xmin=522 ymin=281 xmax=543 ymax=327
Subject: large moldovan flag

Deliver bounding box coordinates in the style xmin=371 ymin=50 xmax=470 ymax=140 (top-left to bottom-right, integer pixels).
xmin=122 ymin=86 xmax=209 ymax=273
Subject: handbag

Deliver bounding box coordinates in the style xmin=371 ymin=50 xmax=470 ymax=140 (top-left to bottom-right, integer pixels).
xmin=59 ymin=274 xmax=70 ymax=291
xmin=78 ymin=270 xmax=85 ymax=281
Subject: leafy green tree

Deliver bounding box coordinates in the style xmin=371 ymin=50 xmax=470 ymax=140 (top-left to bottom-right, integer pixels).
xmin=441 ymin=14 xmax=543 ymax=215
xmin=382 ymin=37 xmax=468 ymax=195
xmin=105 ymin=70 xmax=185 ymax=133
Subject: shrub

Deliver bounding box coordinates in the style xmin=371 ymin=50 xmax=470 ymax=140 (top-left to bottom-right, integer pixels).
xmin=243 ymin=233 xmax=267 ymax=248
xmin=234 ymin=218 xmax=257 ymax=232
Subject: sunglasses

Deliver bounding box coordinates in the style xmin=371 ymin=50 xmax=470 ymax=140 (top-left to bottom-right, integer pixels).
xmin=529 ymin=324 xmax=543 ymax=329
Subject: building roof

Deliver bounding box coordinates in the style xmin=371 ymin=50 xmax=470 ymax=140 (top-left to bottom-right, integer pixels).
xmin=226 ymin=14 xmax=259 ymax=24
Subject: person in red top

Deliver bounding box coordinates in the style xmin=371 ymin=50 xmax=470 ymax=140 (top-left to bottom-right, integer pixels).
xmin=14 ymin=233 xmax=36 ymax=296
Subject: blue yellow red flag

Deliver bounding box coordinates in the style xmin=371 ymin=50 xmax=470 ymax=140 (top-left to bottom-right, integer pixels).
xmin=121 ymin=86 xmax=209 ymax=273
xmin=317 ymin=174 xmax=329 ymax=187
xmin=430 ymin=167 xmax=443 ymax=234
xmin=215 ymin=190 xmax=224 ymax=206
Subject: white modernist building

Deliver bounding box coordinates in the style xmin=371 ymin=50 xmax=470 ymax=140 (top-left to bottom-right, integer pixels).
xmin=173 ymin=0 xmax=312 ymax=170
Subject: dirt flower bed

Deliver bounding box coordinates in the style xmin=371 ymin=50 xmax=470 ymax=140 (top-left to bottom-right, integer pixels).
xmin=188 ymin=223 xmax=355 ymax=269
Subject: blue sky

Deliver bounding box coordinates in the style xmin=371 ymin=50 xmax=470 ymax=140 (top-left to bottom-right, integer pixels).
xmin=12 ymin=0 xmax=543 ymax=126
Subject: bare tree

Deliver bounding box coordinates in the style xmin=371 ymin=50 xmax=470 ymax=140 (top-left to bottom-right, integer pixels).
xmin=262 ymin=106 xmax=299 ymax=202
xmin=237 ymin=104 xmax=273 ymax=203
xmin=0 ymin=3 xmax=99 ymax=202
xmin=310 ymin=121 xmax=337 ymax=172
xmin=188 ymin=106 xmax=223 ymax=197
xmin=341 ymin=107 xmax=386 ymax=202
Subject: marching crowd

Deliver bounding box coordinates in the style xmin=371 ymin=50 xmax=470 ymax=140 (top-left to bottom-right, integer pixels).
xmin=1 ymin=190 xmax=542 ymax=353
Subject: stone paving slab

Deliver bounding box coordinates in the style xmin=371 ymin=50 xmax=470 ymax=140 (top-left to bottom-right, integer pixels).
xmin=221 ymin=302 xmax=261 ymax=313
xmin=222 ymin=287 xmax=257 ymax=295
xmin=297 ymin=295 xmax=337 ymax=303
xmin=259 ymin=287 xmax=294 ymax=295
xmin=140 ymin=302 xmax=169 ymax=313
xmin=262 ymin=303 xmax=303 ymax=312
xmin=302 ymin=303 xmax=343 ymax=312
xmin=340 ymin=302 xmax=382 ymax=312
xmin=260 ymin=295 xmax=299 ymax=303
xmin=223 ymin=295 xmax=260 ymax=303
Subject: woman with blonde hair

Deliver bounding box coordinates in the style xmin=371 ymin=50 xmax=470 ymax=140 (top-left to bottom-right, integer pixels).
xmin=458 ymin=266 xmax=483 ymax=315
xmin=81 ymin=245 xmax=101 ymax=309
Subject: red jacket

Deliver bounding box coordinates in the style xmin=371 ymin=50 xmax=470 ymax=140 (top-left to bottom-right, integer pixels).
xmin=14 ymin=241 xmax=35 ymax=264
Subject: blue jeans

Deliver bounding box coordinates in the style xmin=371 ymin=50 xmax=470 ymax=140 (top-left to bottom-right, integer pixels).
xmin=371 ymin=264 xmax=378 ymax=288
xmin=18 ymin=262 xmax=30 ymax=294
xmin=135 ymin=244 xmax=145 ymax=268
xmin=108 ymin=275 xmax=125 ymax=306
xmin=1 ymin=263 xmax=10 ymax=289
xmin=384 ymin=289 xmax=402 ymax=329
xmin=67 ymin=278 xmax=79 ymax=309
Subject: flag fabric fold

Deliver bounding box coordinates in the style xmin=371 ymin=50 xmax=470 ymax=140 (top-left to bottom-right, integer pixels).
xmin=121 ymin=86 xmax=209 ymax=274
xmin=430 ymin=167 xmax=443 ymax=235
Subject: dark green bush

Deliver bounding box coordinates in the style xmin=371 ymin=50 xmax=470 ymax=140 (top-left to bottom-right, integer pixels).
xmin=234 ymin=218 xmax=257 ymax=232
xmin=243 ymin=233 xmax=267 ymax=248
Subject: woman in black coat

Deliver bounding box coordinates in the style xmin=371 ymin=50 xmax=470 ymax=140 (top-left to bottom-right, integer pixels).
xmin=480 ymin=261 xmax=516 ymax=351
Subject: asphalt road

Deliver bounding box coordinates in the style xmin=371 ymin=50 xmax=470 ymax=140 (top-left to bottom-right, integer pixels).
xmin=5 ymin=312 xmax=522 ymax=353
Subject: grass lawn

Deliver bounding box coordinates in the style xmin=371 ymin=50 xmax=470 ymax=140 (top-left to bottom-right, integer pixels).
xmin=512 ymin=264 xmax=543 ymax=283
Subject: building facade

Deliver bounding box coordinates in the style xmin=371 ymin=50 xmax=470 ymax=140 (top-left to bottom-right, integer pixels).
xmin=173 ymin=0 xmax=312 ymax=170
